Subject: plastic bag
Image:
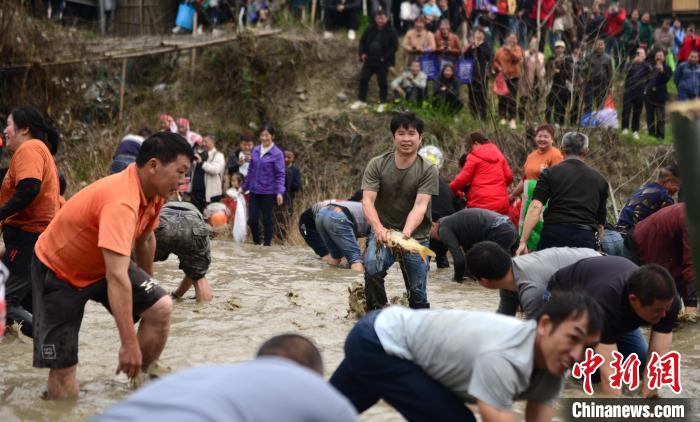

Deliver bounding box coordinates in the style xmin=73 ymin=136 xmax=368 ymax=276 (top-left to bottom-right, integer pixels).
xmin=176 ymin=2 xmax=196 ymax=30
xmin=493 ymin=72 xmax=509 ymax=96
xmin=232 ymin=191 xmax=247 ymax=243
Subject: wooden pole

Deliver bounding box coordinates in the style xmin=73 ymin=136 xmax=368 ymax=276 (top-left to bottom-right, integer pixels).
xmin=139 ymin=0 xmax=144 ymax=35
xmin=310 ymin=0 xmax=317 ymax=27
xmin=669 ymin=99 xmax=700 ymax=308
xmin=118 ymin=58 xmax=127 ymax=121
xmin=191 ymin=11 xmax=198 ymax=77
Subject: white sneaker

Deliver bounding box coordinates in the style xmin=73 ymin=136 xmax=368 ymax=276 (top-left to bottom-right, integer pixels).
xmin=622 ymin=128 xmax=629 ymax=135
xmin=348 ymin=29 xmax=356 ymax=41
xmin=323 ymin=31 xmax=333 ymax=39
xmin=350 ymin=100 xmax=367 ymax=110
xmin=377 ymin=103 xmax=387 ymax=113
xmin=499 ymin=118 xmax=507 ymax=125
xmin=632 ymin=131 xmax=639 ymax=140
xmin=509 ymin=119 xmax=517 ymax=129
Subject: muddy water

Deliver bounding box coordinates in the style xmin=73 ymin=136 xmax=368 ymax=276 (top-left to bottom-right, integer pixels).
xmin=1 ymin=241 xmax=699 ymax=421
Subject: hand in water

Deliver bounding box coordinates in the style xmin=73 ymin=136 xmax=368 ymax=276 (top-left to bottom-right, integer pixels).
xmin=117 ymin=342 xmax=142 ymax=379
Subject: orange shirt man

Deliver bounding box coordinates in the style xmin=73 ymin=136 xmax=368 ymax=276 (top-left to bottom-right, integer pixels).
xmin=31 ymin=132 xmax=193 ymax=400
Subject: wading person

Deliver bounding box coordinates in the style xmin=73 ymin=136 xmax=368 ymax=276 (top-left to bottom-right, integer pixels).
xmin=548 ymin=257 xmax=681 ymax=397
xmin=243 ymin=124 xmax=286 ymax=246
xmin=330 ymin=291 xmax=603 ymax=421
xmin=155 ymin=201 xmax=213 ymax=303
xmin=517 ymin=132 xmax=608 ymax=255
xmin=361 ymin=112 xmax=438 ymax=310
xmin=430 ymin=208 xmax=518 ymax=282
xmin=467 ymin=241 xmax=601 ymax=318
xmin=31 ymin=132 xmax=193 ymax=399
xmin=109 ymin=128 xmax=152 ymax=174
xmin=98 ymin=334 xmax=357 ymax=421
xmin=2 ymin=107 xmax=61 ymax=338
xmin=315 ymin=200 xmax=368 ymax=272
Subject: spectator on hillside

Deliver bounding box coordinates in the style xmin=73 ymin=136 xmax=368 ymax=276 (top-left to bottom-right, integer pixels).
xmin=422 ymin=0 xmax=442 ymax=31
xmin=645 ymin=49 xmax=673 ymax=140
xmin=433 ymin=63 xmax=463 ymax=112
xmin=158 ymin=113 xmax=177 ymax=132
xmin=227 ymin=132 xmax=255 ymax=178
xmin=620 ymin=48 xmax=652 ymax=140
xmin=324 ymin=0 xmax=361 ymax=41
xmin=391 ymin=59 xmax=428 ymax=104
xmin=638 ymin=12 xmax=654 ymax=50
xmin=527 ymin=0 xmax=554 ymax=51
xmin=176 ymin=117 xmax=203 ymax=148
xmin=517 ymin=132 xmax=608 ymax=254
xmin=545 ymin=40 xmax=573 ymax=126
xmin=653 ymin=19 xmax=674 ymax=54
xmin=434 ymin=18 xmax=461 ymax=63
xmin=517 ymin=37 xmax=546 ymax=122
xmin=438 ymin=0 xmax=466 ymax=36
xmin=671 ymin=18 xmax=685 ymax=57
xmin=398 ymin=0 xmax=421 ymax=34
xmin=109 ymin=128 xmax=152 ymax=174
xmin=190 ymin=134 xmax=226 ymax=212
xmin=674 ymin=50 xmax=700 ymax=101
xmin=449 ymin=132 xmax=513 ymax=216
xmin=583 ymin=3 xmax=605 ymax=44
xmin=402 ymin=16 xmax=436 ymax=61
xmin=464 ymin=27 xmax=492 ymax=120
xmin=621 ymin=9 xmax=641 ymax=59
xmin=678 ymin=25 xmax=700 ymax=63
xmin=583 ymin=39 xmax=613 ymax=113
xmin=552 ymin=0 xmax=575 ymax=51
xmin=352 ymin=10 xmax=398 ymax=110
xmin=491 ymin=0 xmax=511 ymax=46
xmin=493 ymin=32 xmax=523 ymax=129
xmin=616 ymin=164 xmax=679 ymax=235
xmin=603 ymin=1 xmax=626 ymax=64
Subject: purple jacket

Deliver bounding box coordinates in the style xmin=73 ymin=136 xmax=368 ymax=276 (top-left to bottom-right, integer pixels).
xmin=243 ymin=144 xmax=286 ymax=195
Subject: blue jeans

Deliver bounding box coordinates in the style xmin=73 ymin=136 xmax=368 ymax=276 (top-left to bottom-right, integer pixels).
xmin=109 ymin=154 xmax=136 ymax=174
xmin=315 ymin=207 xmax=362 ymax=264
xmin=537 ymin=223 xmax=597 ymax=251
xmin=299 ymin=208 xmax=328 ymax=257
xmin=248 ymin=193 xmax=276 ymax=246
xmin=364 ymin=232 xmax=430 ymax=309
xmin=330 ymin=311 xmax=476 ymax=421
xmin=601 ymin=229 xmax=624 ymax=256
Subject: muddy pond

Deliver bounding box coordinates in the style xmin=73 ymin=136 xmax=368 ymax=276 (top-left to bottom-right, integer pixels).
xmin=1 ymin=241 xmax=699 ymax=421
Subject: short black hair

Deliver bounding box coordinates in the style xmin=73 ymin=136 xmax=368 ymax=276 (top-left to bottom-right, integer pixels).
xmin=138 ymin=127 xmax=152 ymax=138
xmin=537 ymin=290 xmax=604 ymax=335
xmin=466 ymin=241 xmax=512 ymax=280
xmin=659 ymin=163 xmax=679 ymax=179
xmin=260 ymin=123 xmax=275 ymax=137
xmin=348 ymin=189 xmax=363 ymax=202
xmin=257 ymin=333 xmax=323 ymax=375
xmin=390 ymin=112 xmax=424 ymax=136
xmin=58 ymin=172 xmax=67 ymax=196
xmin=627 ymin=264 xmax=677 ymax=306
xmin=458 ymin=153 xmax=467 ymax=168
xmin=136 ymin=131 xmax=194 ymax=167
xmin=11 ymin=107 xmax=60 ymax=155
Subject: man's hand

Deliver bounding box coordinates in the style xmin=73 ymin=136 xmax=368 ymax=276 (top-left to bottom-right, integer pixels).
xmin=515 ymin=241 xmax=529 ymax=256
xmin=276 ymin=194 xmax=284 ymax=206
xmin=375 ymin=226 xmax=390 ymax=244
xmin=117 ymin=341 xmax=142 ymax=379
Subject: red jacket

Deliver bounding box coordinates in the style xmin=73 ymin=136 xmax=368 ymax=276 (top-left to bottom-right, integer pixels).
xmin=449 ymin=143 xmax=513 ymax=215
xmin=632 ymin=203 xmax=695 ymax=302
xmin=679 ymin=34 xmax=700 ymax=63
xmin=529 ymin=0 xmax=555 ymax=30
xmin=604 ymin=8 xmax=626 ymax=37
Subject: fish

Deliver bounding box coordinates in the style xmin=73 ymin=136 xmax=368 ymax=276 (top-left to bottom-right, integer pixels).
xmin=383 ymin=230 xmax=436 ymax=263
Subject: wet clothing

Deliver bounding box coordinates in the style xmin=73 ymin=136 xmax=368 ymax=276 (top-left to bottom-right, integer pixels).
xmin=362 ymin=151 xmax=439 ymax=243
xmin=32 ymin=254 xmax=166 ymax=368
xmin=3 ymin=225 xmax=40 ymax=337
xmin=450 ymin=143 xmax=513 ymax=215
xmin=35 ymin=164 xmax=163 ymax=289
xmin=155 ymin=202 xmax=211 ymax=281
xmin=615 ymin=182 xmax=674 ymax=233
xmin=330 ymin=308 xmax=563 ymax=419
xmin=628 ymin=204 xmax=695 ymax=307
xmin=109 ymin=134 xmax=144 ymax=174
xmin=548 ymin=256 xmax=680 ymax=344
xmin=497 ymin=247 xmax=601 ymax=319
xmin=98 ymin=357 xmax=357 ymax=422
xmin=438 ymin=208 xmax=517 ymax=282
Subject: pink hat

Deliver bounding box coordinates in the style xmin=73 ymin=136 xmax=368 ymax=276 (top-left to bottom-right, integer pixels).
xmin=176 ymin=118 xmax=190 ymax=129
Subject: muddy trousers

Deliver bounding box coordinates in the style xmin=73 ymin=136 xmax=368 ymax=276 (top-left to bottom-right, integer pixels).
xmin=330 ymin=311 xmax=476 ymax=421
xmin=358 ymin=63 xmax=389 ymax=103
xmin=363 ymin=232 xmax=430 ymax=310
xmin=3 ymin=225 xmax=39 ymax=338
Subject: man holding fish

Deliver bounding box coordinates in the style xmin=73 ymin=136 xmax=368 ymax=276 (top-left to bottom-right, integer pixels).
xmin=361 ymin=112 xmax=439 ymax=310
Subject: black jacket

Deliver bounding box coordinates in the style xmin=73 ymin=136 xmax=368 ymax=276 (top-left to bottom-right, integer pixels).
xmin=584 ymin=52 xmax=612 ymax=87
xmin=433 ymin=75 xmax=460 ymax=97
xmin=464 ymin=41 xmax=493 ymax=84
xmin=645 ymin=63 xmax=672 ymax=103
xmin=547 ymin=55 xmax=573 ymax=91
xmin=358 ymin=24 xmax=398 ymax=66
xmin=325 ymin=0 xmax=361 ymax=11
xmin=623 ymin=60 xmax=652 ymax=93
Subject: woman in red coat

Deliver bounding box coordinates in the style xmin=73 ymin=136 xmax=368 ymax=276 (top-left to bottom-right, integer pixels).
xmin=449 ymin=132 xmax=513 ymax=215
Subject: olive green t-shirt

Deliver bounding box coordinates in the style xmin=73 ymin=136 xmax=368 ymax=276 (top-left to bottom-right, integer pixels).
xmin=361 ymin=151 xmax=439 ymax=241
